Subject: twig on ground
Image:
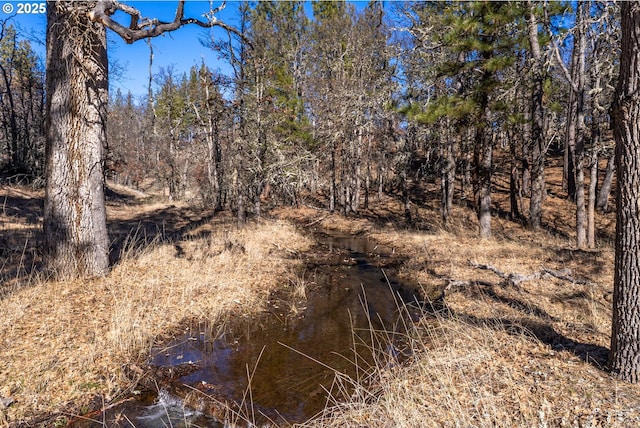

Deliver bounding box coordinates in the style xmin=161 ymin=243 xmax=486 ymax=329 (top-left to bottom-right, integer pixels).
xmin=306 ymin=215 xmax=329 ymax=227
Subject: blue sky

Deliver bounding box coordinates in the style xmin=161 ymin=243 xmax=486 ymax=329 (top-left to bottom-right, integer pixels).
xmin=6 ymin=1 xmax=374 ymax=99
xmin=6 ymin=1 xmax=246 ymax=98
xmin=106 ymin=1 xmax=238 ymax=98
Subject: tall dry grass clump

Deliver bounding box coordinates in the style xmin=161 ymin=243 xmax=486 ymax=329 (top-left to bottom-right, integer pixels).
xmin=302 ymin=307 xmax=639 ymax=428
xmin=0 ymin=218 xmax=312 ymax=425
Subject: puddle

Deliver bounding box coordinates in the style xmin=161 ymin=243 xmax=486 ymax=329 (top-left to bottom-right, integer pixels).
xmin=79 ymin=233 xmax=422 ymax=427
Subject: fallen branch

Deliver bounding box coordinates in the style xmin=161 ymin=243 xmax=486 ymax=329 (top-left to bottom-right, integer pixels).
xmin=466 ymin=260 xmax=596 ymax=287
xmin=467 ymin=260 xmax=542 ymax=287
xmin=542 ymin=267 xmax=596 ymax=286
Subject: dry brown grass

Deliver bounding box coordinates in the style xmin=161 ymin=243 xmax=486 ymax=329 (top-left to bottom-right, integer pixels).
xmin=276 ymin=170 xmax=640 ymax=427
xmin=300 ymin=312 xmax=640 ymax=428
xmin=1 ymin=154 xmax=636 ymax=428
xmin=289 ymin=204 xmax=636 ymax=426
xmin=0 ymin=197 xmax=312 ymax=425
xmin=0 ymin=186 xmax=42 ymax=294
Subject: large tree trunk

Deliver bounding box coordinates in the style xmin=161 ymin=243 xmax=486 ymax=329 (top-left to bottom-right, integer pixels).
xmin=527 ymin=1 xmax=546 ymax=229
xmin=43 ymin=2 xmax=110 ymax=278
xmin=610 ymin=1 xmax=640 ymax=384
xmin=474 ymin=105 xmax=493 ymax=240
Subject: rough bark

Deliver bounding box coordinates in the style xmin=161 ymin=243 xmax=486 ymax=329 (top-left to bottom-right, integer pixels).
xmin=527 ymin=1 xmax=546 ymax=229
xmin=44 ymin=2 xmax=110 ymax=278
xmin=43 ymin=1 xmax=237 ymax=278
xmin=474 ymin=105 xmax=493 ymax=240
xmin=610 ymin=1 xmax=640 ymax=383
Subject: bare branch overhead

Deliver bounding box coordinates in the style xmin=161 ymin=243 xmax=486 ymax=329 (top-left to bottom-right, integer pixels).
xmin=88 ymin=0 xmax=247 ymax=44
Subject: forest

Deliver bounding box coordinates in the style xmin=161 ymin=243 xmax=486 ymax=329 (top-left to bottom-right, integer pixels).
xmin=0 ymin=1 xmax=621 ymax=243
xmin=2 ymin=0 xmax=640 ymax=426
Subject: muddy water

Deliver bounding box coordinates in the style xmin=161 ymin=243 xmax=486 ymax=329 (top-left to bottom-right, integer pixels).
xmin=83 ymin=234 xmax=422 ymax=427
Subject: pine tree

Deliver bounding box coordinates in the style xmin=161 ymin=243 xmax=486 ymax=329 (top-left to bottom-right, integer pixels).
xmin=610 ymin=0 xmax=640 ymax=384
xmin=404 ymin=1 xmax=524 ymax=237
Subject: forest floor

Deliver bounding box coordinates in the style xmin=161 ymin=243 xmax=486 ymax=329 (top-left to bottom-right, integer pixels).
xmin=1 ymin=157 xmax=640 ymax=427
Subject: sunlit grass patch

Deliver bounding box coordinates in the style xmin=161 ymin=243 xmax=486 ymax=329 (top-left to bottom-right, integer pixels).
xmin=0 ymin=216 xmax=312 ymax=424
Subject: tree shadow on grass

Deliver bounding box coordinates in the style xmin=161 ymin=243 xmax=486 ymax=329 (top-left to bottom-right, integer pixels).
xmin=551 ymin=246 xmax=609 ymax=279
xmin=0 ymin=185 xmax=223 ymax=299
xmin=427 ymin=279 xmax=610 ymax=371
xmin=0 ymin=191 xmax=43 ymax=295
xmin=458 ymin=313 xmax=610 ymax=369
xmin=107 ymin=204 xmax=218 ymax=265
xmin=459 ymin=281 xmax=558 ymax=321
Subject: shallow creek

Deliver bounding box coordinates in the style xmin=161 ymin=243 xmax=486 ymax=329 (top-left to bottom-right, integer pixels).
xmin=81 ymin=233 xmax=422 ymax=427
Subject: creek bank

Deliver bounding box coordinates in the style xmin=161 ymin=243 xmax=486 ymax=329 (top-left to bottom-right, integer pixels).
xmin=69 ymin=231 xmax=425 ymax=427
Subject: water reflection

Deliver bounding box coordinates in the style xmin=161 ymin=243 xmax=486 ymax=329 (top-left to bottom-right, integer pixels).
xmin=93 ymin=234 xmax=420 ymax=427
